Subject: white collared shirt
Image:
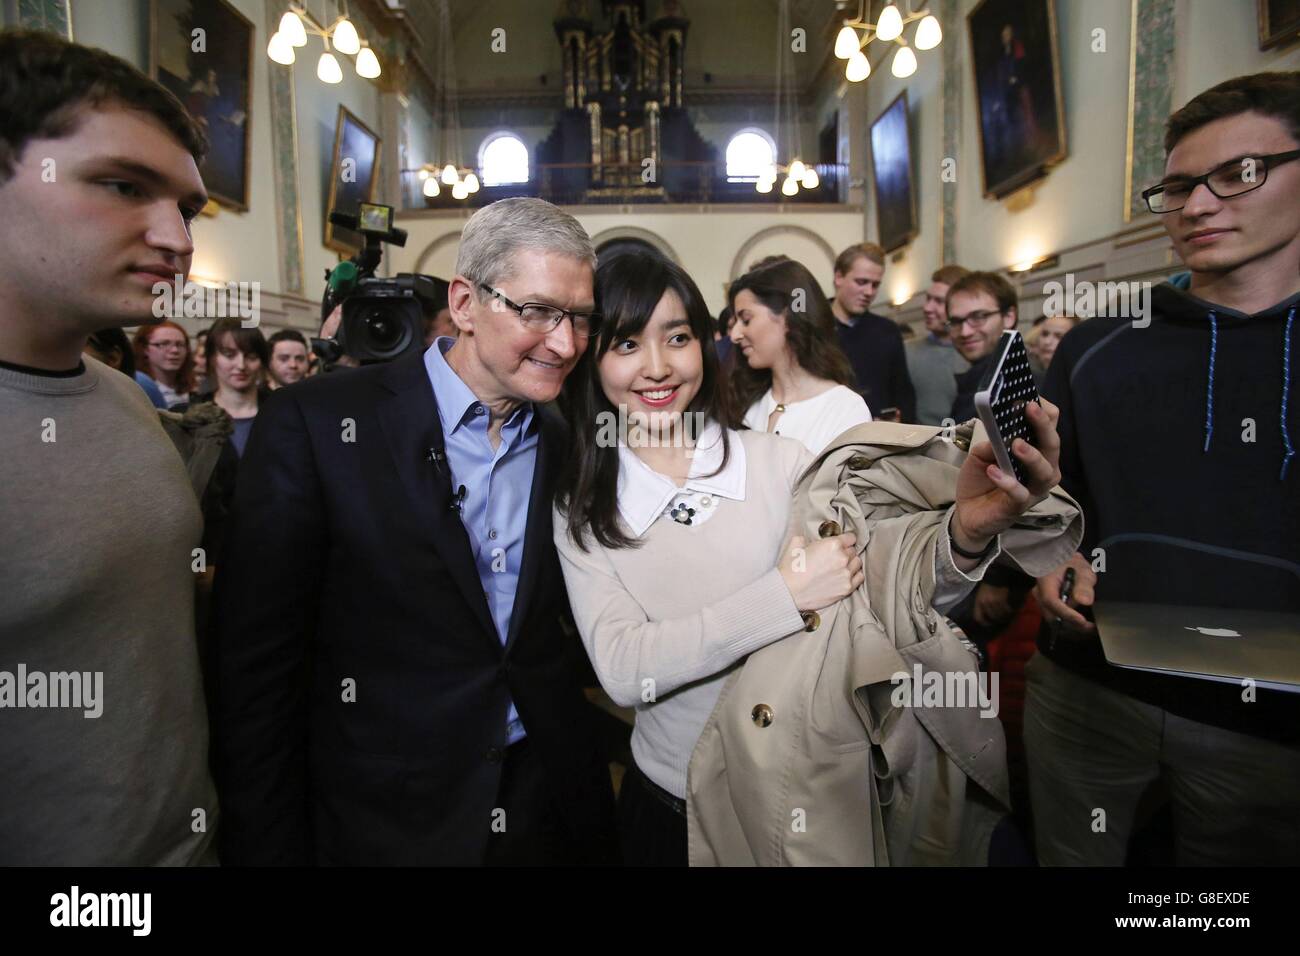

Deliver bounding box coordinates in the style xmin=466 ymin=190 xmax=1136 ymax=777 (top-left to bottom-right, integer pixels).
xmin=615 ymin=420 xmax=746 ymax=537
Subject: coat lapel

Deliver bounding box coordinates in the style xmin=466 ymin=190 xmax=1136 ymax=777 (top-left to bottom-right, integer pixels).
xmin=374 ymin=352 xmax=497 ymax=645
xmin=505 ymin=405 xmax=562 ymax=651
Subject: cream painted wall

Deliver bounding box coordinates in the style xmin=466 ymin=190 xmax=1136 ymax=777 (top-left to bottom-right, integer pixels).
xmin=390 ymin=207 xmax=865 ymax=316
xmin=69 ymin=0 xmax=386 ymax=301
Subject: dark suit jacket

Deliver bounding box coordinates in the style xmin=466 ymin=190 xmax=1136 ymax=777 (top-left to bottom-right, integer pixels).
xmin=211 ymin=350 xmax=616 ymax=865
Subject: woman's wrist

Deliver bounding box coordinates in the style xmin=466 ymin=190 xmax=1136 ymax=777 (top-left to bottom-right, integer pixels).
xmin=950 ymin=507 xmax=995 ymax=559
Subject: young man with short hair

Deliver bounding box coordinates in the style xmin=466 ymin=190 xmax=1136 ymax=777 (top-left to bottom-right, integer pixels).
xmin=907 ymin=264 xmax=971 ymax=425
xmin=266 ymin=328 xmax=309 ymax=389
xmin=1028 ymin=71 xmax=1300 ymax=866
xmin=0 ymin=29 xmax=218 ymax=864
xmin=831 ymin=242 xmax=916 ymax=422
xmin=945 ymin=271 xmax=1019 ymax=424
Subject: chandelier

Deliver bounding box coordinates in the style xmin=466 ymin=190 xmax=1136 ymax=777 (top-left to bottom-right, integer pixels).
xmin=834 ymin=1 xmax=941 ymax=82
xmin=756 ymin=0 xmax=819 ymax=196
xmin=266 ymin=3 xmax=381 ymax=84
xmin=417 ymin=0 xmax=477 ymax=202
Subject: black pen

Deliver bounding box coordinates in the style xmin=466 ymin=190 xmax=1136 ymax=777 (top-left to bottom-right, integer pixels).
xmin=1059 ymin=567 xmax=1076 ymax=606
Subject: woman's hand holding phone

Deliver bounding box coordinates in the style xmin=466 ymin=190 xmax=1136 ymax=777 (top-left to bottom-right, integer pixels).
xmin=779 ymin=533 xmax=865 ymax=612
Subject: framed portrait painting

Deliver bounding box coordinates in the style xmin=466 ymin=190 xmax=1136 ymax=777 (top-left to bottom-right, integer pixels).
xmin=325 ymin=106 xmax=383 ymax=255
xmin=1258 ymin=0 xmax=1300 ymax=50
xmin=869 ymin=90 xmax=918 ymax=254
xmin=968 ymin=0 xmax=1067 ymax=199
xmin=150 ymin=0 xmax=253 ymax=211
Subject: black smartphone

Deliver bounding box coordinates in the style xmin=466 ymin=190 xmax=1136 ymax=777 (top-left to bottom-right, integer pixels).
xmin=973 ymin=330 xmax=1040 ymax=485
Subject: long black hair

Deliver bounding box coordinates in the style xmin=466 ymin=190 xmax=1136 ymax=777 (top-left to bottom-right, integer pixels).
xmin=556 ymin=251 xmax=739 ymax=552
xmin=728 ymin=258 xmax=855 ymax=413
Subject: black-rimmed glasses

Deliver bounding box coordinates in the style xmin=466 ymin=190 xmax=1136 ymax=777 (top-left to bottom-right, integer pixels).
xmin=478 ymin=283 xmax=602 ymax=338
xmin=1142 ymin=150 xmax=1300 ymax=214
xmin=947 ymin=308 xmax=1007 ymax=331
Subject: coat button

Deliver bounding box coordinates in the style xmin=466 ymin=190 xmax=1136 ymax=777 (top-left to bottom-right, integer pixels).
xmin=801 ymin=611 xmax=820 ymax=632
xmin=751 ymin=704 xmax=774 ymax=728
xmin=848 ymin=455 xmax=871 ymax=469
xmin=486 ymin=747 xmax=504 ymax=763
xmin=818 ymin=520 xmax=841 ymax=538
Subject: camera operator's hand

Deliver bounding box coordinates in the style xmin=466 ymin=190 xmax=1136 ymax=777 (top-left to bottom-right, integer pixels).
xmin=319 ymin=305 xmax=359 ymax=368
xmin=952 ymin=398 xmax=1062 ymax=556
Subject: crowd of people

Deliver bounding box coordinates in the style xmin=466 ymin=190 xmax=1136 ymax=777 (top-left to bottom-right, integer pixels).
xmin=1 ymin=28 xmax=1297 ymax=867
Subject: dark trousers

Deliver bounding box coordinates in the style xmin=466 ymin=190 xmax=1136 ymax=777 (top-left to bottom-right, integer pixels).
xmin=482 ymin=738 xmax=579 ymax=866
xmin=618 ymin=762 xmax=687 ymax=867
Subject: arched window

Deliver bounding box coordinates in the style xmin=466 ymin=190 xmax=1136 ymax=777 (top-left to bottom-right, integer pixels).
xmin=726 ymin=128 xmax=776 ymax=182
xmin=478 ymin=132 xmax=529 ymax=186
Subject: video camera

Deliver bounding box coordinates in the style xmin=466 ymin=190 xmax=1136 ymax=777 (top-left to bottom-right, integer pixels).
xmin=313 ymin=202 xmax=448 ymax=365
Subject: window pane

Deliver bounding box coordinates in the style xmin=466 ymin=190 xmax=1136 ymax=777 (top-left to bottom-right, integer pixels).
xmin=726 ymin=131 xmax=774 ymax=181
xmin=480 ymin=135 xmax=529 ymax=186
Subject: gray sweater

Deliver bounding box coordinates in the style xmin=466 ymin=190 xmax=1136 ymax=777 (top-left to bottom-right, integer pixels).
xmin=0 ymin=356 xmax=218 ymax=864
xmin=905 ymin=334 xmax=969 ymax=426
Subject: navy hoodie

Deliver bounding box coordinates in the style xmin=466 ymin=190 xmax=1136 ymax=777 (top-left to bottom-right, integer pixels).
xmin=1041 ymin=282 xmax=1300 ymax=743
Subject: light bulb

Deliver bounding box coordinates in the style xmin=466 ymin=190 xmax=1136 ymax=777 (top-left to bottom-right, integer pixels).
xmin=464 ymin=173 xmax=480 ymax=193
xmin=846 ymin=50 xmax=871 ymax=82
xmin=781 ymin=175 xmax=798 ymax=196
xmin=317 ymin=52 xmax=343 ymax=84
xmin=279 ymin=11 xmax=307 ymax=47
xmin=417 ymin=168 xmax=429 ymax=180
xmin=891 ymin=46 xmax=917 ymax=78
xmin=452 ymin=181 xmax=469 ymax=200
xmin=332 ymin=18 xmax=361 ymax=56
xmin=423 ymin=177 xmax=440 ymax=197
xmin=355 ymin=46 xmax=381 ymax=79
xmin=834 ymin=25 xmax=860 ymax=59
xmin=876 ymin=4 xmax=903 ymax=42
xmin=441 ymin=164 xmax=458 ymax=184
xmin=914 ymin=15 xmax=942 ymax=51
xmin=788 ymin=159 xmax=806 ymax=179
xmin=267 ymin=31 xmax=296 ymax=65
xmin=755 ymin=178 xmax=773 ymax=194
xmin=802 ymin=167 xmax=819 ymax=189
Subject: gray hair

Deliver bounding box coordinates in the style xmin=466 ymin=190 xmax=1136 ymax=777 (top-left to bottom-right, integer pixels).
xmin=454 ymin=197 xmax=596 ymax=290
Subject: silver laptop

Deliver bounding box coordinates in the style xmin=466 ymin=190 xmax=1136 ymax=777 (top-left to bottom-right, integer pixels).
xmin=1094 ymin=602 xmax=1300 ymax=693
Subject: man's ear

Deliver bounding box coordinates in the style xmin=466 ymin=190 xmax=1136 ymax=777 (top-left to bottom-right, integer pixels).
xmin=447 ymin=275 xmax=477 ymax=333
xmin=1004 ymin=307 xmax=1018 ymax=330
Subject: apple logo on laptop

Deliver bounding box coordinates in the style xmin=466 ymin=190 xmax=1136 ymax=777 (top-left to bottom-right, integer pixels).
xmin=1184 ymin=626 xmax=1241 ymax=637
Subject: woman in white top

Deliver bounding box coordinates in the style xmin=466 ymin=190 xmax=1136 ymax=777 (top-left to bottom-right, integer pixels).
xmin=729 ymin=258 xmax=873 ymax=455
xmin=553 ymin=251 xmax=1058 ymax=866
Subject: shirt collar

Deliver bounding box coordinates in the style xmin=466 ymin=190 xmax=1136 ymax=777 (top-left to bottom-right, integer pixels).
xmin=615 ymin=420 xmax=746 ymax=538
xmin=424 ymin=336 xmax=532 ymax=436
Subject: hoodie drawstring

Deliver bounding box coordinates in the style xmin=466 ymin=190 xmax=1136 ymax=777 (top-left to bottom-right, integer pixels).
xmin=1203 ymin=312 xmax=1218 ymax=453
xmin=1282 ymin=306 xmax=1296 ymax=481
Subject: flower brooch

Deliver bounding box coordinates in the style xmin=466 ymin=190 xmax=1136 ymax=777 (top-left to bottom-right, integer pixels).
xmin=668 ymin=502 xmax=696 ymax=525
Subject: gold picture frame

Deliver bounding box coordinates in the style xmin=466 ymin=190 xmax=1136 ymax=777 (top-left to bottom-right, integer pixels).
xmin=1258 ymin=0 xmax=1300 ymax=50
xmin=324 ymin=105 xmax=383 ymax=255
xmin=967 ymin=0 xmax=1068 ymax=200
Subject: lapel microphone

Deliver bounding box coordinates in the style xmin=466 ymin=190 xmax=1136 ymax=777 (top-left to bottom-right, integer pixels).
xmin=450 ymin=485 xmax=467 ymax=514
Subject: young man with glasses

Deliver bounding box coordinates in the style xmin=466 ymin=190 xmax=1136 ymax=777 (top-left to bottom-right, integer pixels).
xmin=1026 ymin=71 xmax=1300 ymax=865
xmin=214 ymin=197 xmax=618 ymax=865
xmin=945 ymin=271 xmax=1020 ymax=424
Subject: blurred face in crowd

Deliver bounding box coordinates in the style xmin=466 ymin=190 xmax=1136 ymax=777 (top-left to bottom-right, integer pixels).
xmin=729 ymin=288 xmax=791 ymax=373
xmin=448 ymin=248 xmax=592 ymax=406
xmin=145 ymin=324 xmax=188 ymax=379
xmin=269 ymin=339 xmax=308 ymax=387
xmin=212 ymin=331 xmax=261 ymax=395
xmin=600 ymin=289 xmax=703 ymax=436
xmin=832 ymin=256 xmax=884 ymax=316
xmin=1161 ymin=112 xmax=1300 ymax=279
xmin=948 ymin=288 xmax=1017 ymax=364
xmin=922 ymin=281 xmax=953 ymax=337
xmin=424 ymin=307 xmax=456 ymax=347
xmin=1033 ymin=316 xmax=1074 ymax=368
xmin=0 ymin=103 xmax=206 ymax=336
xmin=193 ymin=331 xmax=208 ymax=378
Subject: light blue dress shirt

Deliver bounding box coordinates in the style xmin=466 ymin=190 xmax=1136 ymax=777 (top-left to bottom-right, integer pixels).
xmin=424 ymin=337 xmax=537 ymax=745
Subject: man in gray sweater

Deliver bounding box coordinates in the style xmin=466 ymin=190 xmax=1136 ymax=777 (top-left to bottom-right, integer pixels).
xmin=0 ymin=30 xmax=217 ymax=864
xmin=905 ymin=264 xmax=971 ymax=425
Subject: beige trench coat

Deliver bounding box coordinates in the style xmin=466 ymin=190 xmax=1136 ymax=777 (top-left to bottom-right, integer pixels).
xmin=687 ymin=421 xmax=1083 ymax=866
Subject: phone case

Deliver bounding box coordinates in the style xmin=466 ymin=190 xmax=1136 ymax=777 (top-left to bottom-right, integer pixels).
xmin=973 ymin=331 xmax=1040 ymax=485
